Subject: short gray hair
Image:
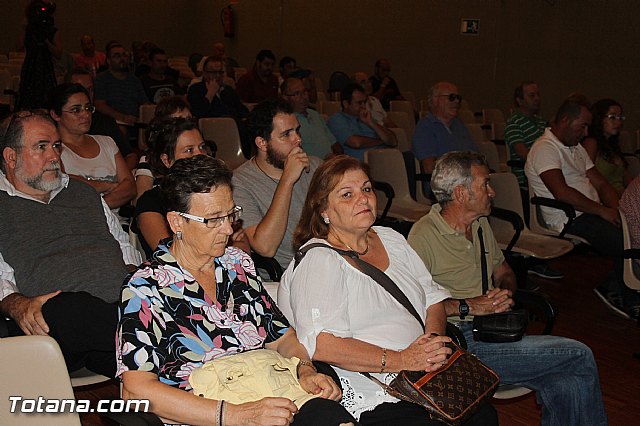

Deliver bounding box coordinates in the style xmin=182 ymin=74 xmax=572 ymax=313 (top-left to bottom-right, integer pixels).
xmin=431 ymin=151 xmax=488 ymax=206
xmin=0 ymin=111 xmax=55 ymax=173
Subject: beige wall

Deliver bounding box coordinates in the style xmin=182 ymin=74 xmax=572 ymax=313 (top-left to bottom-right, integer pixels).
xmin=2 ymin=0 xmax=639 ymax=120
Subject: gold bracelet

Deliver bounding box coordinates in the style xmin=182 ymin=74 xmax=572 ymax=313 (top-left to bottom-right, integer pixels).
xmin=380 ymin=348 xmax=387 ymax=373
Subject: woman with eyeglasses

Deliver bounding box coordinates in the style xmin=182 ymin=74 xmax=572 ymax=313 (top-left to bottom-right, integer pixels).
xmin=117 ymin=155 xmax=356 ymax=426
xmin=581 ymin=98 xmax=631 ymax=196
xmin=48 ymin=82 xmax=136 ymax=209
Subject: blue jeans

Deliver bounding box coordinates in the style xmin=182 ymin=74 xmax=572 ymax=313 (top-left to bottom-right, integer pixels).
xmin=458 ymin=323 xmax=607 ymax=426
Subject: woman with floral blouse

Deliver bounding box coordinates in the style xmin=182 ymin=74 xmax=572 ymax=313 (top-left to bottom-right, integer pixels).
xmin=116 ymin=155 xmax=355 ymax=426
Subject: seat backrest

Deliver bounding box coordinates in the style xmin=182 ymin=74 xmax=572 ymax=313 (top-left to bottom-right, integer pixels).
xmin=619 ymin=209 xmax=640 ymax=291
xmin=477 ymin=141 xmax=500 ymax=172
xmin=0 ymin=336 xmax=81 ymax=426
xmin=389 ymin=127 xmax=410 ymax=152
xmin=458 ymin=109 xmax=477 ymax=125
xmin=319 ymin=101 xmax=341 ymax=116
xmin=465 ymin=123 xmax=488 ymax=144
xmin=490 ymin=172 xmax=525 ymax=220
xmin=626 ymin=155 xmax=640 ymax=179
xmin=390 ymin=100 xmax=414 ymax=120
xmin=198 ymin=117 xmax=246 ymax=169
xmin=365 ymin=148 xmax=413 ymax=203
xmin=482 ymin=108 xmax=505 ymax=125
xmin=386 ymin=111 xmax=415 ymax=140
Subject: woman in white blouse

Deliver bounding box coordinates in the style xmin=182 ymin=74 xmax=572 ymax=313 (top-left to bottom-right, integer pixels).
xmin=278 ymin=155 xmax=497 ymax=425
xmin=49 ymin=83 xmax=135 ymax=209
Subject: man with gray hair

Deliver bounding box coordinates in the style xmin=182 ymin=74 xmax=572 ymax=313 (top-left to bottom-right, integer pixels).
xmin=408 ymin=151 xmax=607 ymax=426
xmin=0 ymin=111 xmax=142 ymax=377
xmin=412 ymin=82 xmax=477 ymax=175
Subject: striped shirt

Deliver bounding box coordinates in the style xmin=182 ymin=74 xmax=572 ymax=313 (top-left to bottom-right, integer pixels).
xmin=504 ymin=111 xmax=547 ymax=186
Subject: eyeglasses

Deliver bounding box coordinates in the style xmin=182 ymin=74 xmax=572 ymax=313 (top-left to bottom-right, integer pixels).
xmin=203 ymin=70 xmax=224 ymax=76
xmin=604 ymin=114 xmax=625 ymax=121
xmin=62 ymin=105 xmax=96 ymax=115
xmin=177 ymin=205 xmax=242 ymax=228
xmin=437 ymin=93 xmax=463 ymax=102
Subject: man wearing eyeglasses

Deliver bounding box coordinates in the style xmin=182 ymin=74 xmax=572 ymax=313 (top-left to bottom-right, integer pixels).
xmin=281 ymin=77 xmax=340 ymax=159
xmin=0 ymin=111 xmax=142 ymax=376
xmin=526 ymin=99 xmax=640 ymax=319
xmin=412 ymin=81 xmax=477 ymax=178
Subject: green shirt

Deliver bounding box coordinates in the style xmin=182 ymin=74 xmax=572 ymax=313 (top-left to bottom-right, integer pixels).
xmin=504 ymin=111 xmax=547 ymax=187
xmin=407 ymin=204 xmax=505 ymax=300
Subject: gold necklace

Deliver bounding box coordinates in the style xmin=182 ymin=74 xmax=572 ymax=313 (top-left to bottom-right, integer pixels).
xmin=331 ymin=229 xmax=370 ymax=256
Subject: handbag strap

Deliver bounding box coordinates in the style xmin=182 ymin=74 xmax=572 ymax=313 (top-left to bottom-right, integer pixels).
xmin=477 ymin=225 xmax=489 ymax=295
xmin=295 ymin=242 xmax=425 ymax=330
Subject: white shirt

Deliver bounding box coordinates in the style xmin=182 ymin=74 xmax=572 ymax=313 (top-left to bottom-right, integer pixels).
xmin=278 ymin=227 xmax=450 ymax=419
xmin=0 ymin=172 xmax=142 ymax=301
xmin=525 ymin=128 xmax=600 ymax=231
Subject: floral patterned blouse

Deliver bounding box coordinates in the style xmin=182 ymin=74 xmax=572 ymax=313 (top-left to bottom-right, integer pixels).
xmin=116 ymin=240 xmax=289 ymax=390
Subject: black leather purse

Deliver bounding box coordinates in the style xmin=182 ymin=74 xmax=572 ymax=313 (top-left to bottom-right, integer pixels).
xmin=472 ymin=227 xmax=528 ymax=342
xmin=295 ymin=243 xmax=499 ymax=426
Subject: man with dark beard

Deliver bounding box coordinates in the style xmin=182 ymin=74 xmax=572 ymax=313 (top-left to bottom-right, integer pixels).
xmin=232 ymin=99 xmax=320 ymax=268
xmin=0 ymin=111 xmax=142 ymax=377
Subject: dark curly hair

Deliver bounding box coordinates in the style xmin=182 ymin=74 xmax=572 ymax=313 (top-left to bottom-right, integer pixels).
xmin=161 ymin=155 xmax=232 ymax=214
xmin=588 ymin=98 xmax=624 ymax=163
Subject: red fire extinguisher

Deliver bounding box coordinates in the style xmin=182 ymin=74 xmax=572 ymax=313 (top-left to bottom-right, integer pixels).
xmin=221 ymin=5 xmax=235 ymax=38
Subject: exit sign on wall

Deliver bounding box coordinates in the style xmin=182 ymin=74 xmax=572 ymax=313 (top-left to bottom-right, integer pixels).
xmin=461 ymin=19 xmax=480 ymax=35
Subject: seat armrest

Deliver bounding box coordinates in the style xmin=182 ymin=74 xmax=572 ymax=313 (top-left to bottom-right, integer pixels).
xmin=490 ymin=206 xmax=523 ymax=253
xmin=514 ymin=289 xmax=556 ymax=335
xmin=530 ymin=196 xmax=576 ymax=237
xmin=373 ymin=180 xmax=394 ymax=221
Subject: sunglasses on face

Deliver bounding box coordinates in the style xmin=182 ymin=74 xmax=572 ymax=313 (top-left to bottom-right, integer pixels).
xmin=437 ymin=93 xmax=463 ymax=102
xmin=604 ymin=114 xmax=625 ymax=121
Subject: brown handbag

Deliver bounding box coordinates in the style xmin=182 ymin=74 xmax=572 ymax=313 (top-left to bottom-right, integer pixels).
xmin=295 ymin=243 xmax=500 ymax=426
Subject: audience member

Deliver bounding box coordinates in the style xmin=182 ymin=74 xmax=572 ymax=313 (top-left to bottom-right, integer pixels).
xmin=327 ymin=83 xmax=397 ymax=163
xmin=620 ymin=176 xmax=640 ymax=274
xmin=525 ymin=99 xmax=640 ymax=319
xmin=233 ymin=99 xmax=320 ymax=267
xmin=187 ymin=56 xmax=248 ymax=121
xmin=118 ymin=155 xmax=353 ymax=426
xmin=66 ymin=67 xmax=137 ymax=170
xmin=0 ymin=110 xmax=142 ymax=377
xmin=236 ymin=49 xmax=279 ymax=103
xmin=353 ymin=71 xmax=396 ymax=128
xmin=279 ymin=56 xmax=298 ymax=79
xmin=49 ymin=83 xmax=136 ymax=211
xmin=134 ymin=97 xmax=193 ymax=203
xmin=139 ymin=47 xmax=182 ymax=104
xmin=282 ymin=77 xmax=340 ymax=159
xmin=408 ymin=151 xmax=608 ymax=426
xmin=17 ymin=0 xmax=63 ymax=109
xmin=412 ymin=81 xmax=477 ymax=176
xmin=133 ymin=118 xmax=206 ymax=257
xmin=504 ymin=81 xmax=546 ymax=188
xmin=369 ymin=58 xmax=404 ymax=110
xmin=278 ymin=155 xmax=498 ymax=425
xmin=581 ymin=98 xmax=631 ymax=196
xmin=94 ymin=41 xmax=149 ymax=140
xmin=196 ymin=41 xmax=239 ymax=79
xmin=74 ymin=35 xmax=106 ymax=75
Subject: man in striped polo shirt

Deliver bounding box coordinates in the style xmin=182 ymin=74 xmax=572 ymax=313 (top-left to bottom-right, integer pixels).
xmin=505 ymin=81 xmax=546 ymax=188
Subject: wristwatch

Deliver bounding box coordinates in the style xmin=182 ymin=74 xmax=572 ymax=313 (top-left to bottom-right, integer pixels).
xmin=458 ymin=299 xmax=470 ymax=320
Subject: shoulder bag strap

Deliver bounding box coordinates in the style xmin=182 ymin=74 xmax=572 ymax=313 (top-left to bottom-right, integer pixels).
xmin=295 ymin=243 xmax=425 ymax=330
xmin=477 ymin=225 xmax=489 ymax=295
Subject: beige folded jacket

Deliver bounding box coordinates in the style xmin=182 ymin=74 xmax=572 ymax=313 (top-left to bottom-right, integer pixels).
xmin=189 ymin=349 xmax=319 ymax=409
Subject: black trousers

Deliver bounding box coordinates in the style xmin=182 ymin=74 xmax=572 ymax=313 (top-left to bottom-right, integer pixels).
xmin=292 ymin=398 xmax=357 ymax=425
xmin=359 ymin=400 xmax=498 ymax=426
xmin=4 ymin=291 xmax=118 ymax=377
